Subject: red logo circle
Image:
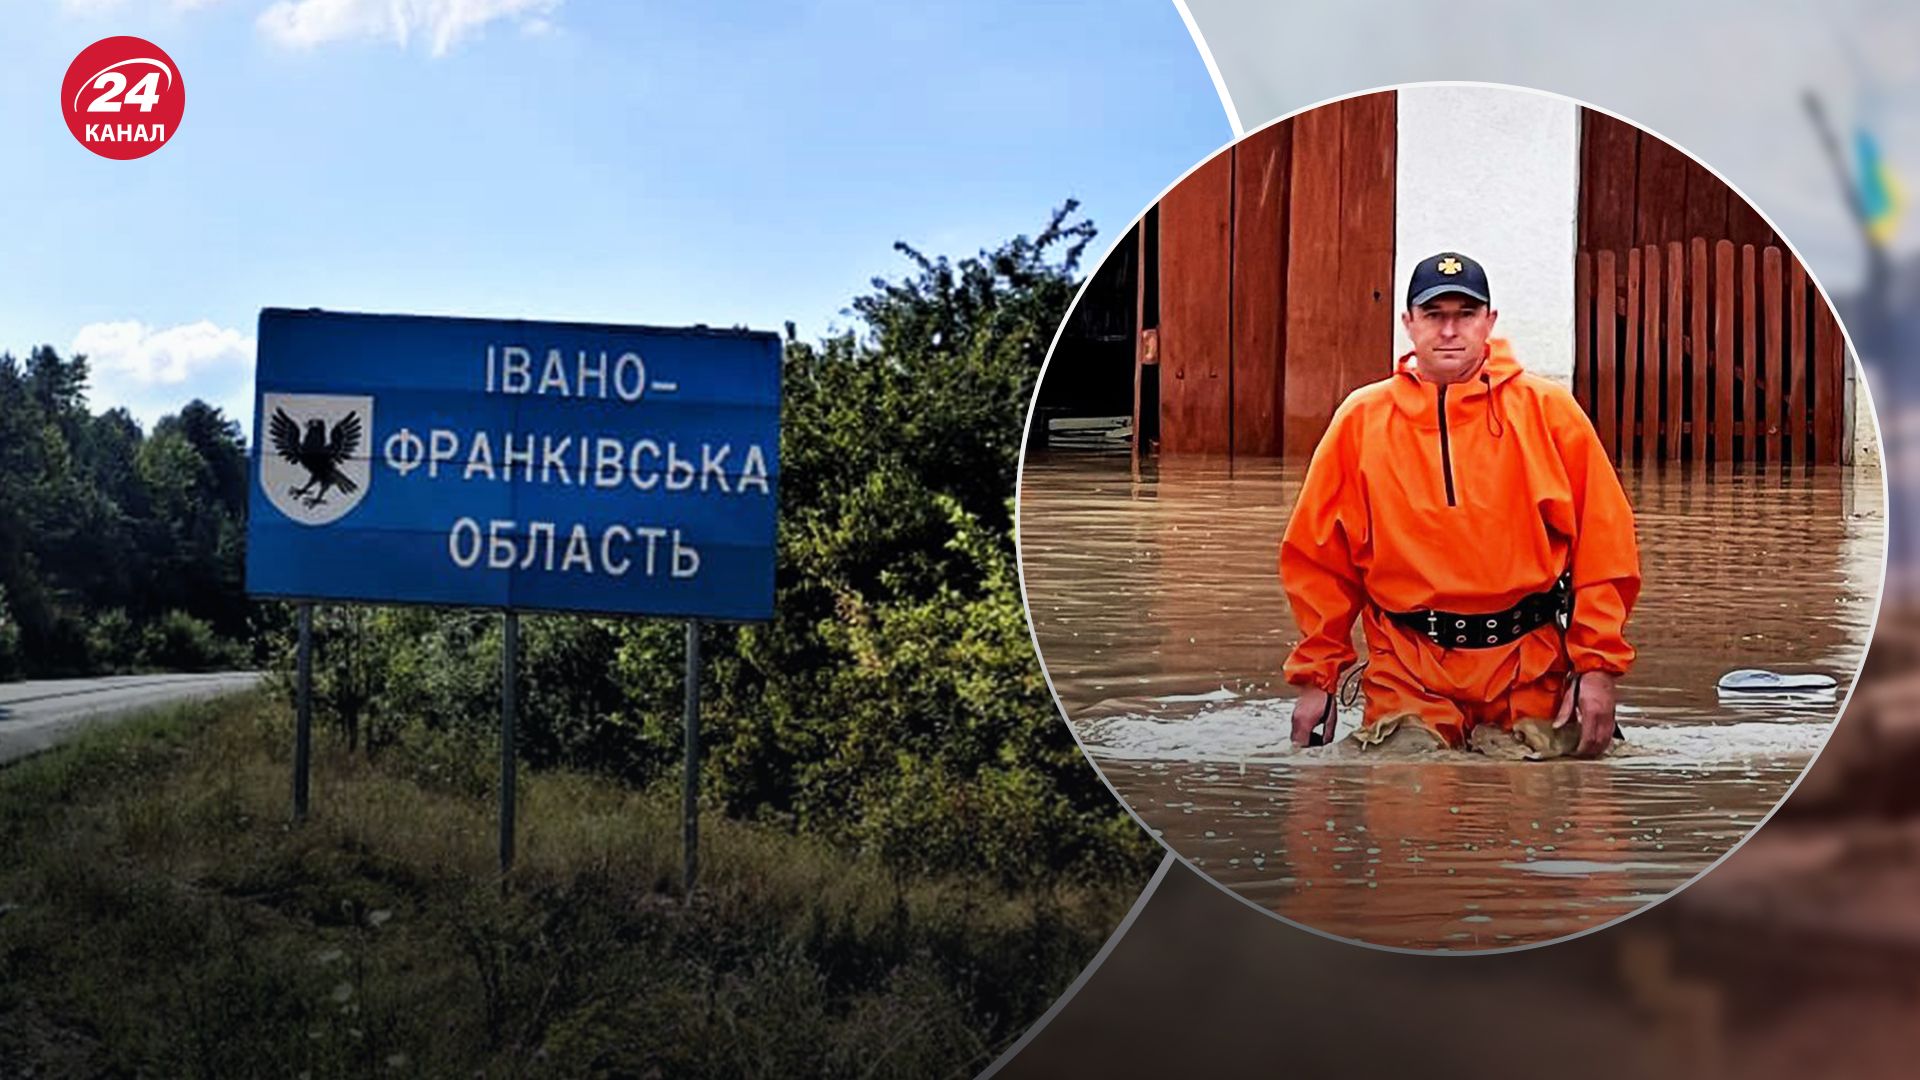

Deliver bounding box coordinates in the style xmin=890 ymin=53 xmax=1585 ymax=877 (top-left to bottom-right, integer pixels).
xmin=61 ymin=37 xmax=185 ymax=160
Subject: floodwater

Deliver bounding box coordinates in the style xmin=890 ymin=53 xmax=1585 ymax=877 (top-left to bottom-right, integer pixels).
xmin=1019 ymin=452 xmax=1885 ymax=951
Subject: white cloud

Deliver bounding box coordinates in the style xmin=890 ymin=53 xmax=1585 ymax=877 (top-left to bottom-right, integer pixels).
xmin=256 ymin=0 xmax=561 ymax=57
xmin=71 ymin=319 xmax=256 ymax=434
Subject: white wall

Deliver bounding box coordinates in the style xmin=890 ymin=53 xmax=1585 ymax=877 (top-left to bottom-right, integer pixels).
xmin=1393 ymin=85 xmax=1579 ymax=384
xmin=1850 ymin=351 xmax=1882 ymax=467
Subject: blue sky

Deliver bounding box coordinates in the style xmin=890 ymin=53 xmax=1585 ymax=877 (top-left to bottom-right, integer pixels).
xmin=0 ymin=0 xmax=1229 ymax=434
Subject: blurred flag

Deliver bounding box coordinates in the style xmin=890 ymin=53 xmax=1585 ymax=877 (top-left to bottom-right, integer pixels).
xmin=1855 ymin=126 xmax=1906 ymax=246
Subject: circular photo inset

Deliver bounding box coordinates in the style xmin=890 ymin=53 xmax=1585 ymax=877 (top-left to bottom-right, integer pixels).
xmin=1017 ymin=83 xmax=1886 ymax=952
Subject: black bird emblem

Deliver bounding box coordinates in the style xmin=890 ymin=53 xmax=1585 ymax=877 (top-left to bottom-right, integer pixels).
xmin=271 ymin=406 xmax=362 ymax=509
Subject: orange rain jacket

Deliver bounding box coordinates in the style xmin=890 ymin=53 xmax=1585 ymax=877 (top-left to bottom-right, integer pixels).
xmin=1279 ymin=339 xmax=1641 ymax=729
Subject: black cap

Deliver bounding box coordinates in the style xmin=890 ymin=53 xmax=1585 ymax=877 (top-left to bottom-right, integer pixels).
xmin=1406 ymin=251 xmax=1491 ymax=308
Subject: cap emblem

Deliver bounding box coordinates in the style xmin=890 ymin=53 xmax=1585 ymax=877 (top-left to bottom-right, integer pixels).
xmin=1437 ymin=256 xmax=1463 ymax=275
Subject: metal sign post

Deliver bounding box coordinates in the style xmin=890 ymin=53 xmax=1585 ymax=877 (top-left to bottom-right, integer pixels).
xmin=294 ymin=601 xmax=313 ymax=821
xmin=683 ymin=619 xmax=702 ymax=894
xmin=501 ymin=610 xmax=519 ymax=879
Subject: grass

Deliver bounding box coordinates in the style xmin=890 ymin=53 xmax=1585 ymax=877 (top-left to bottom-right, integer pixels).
xmin=0 ymin=693 xmax=1138 ymax=1078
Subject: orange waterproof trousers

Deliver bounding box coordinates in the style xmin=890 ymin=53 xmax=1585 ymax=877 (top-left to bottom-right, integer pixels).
xmin=1355 ymin=609 xmax=1570 ymax=746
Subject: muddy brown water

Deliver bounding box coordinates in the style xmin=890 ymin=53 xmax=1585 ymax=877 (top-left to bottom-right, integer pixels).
xmin=1019 ymin=452 xmax=1885 ymax=951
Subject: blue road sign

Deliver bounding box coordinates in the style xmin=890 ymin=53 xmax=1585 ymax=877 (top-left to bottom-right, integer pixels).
xmin=245 ymin=309 xmax=781 ymax=621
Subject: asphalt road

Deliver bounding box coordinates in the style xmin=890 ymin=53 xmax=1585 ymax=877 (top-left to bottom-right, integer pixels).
xmin=0 ymin=672 xmax=266 ymax=766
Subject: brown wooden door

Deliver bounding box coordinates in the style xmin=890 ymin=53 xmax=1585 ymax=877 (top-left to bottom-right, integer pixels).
xmin=1156 ymin=152 xmax=1234 ymax=454
xmin=1152 ymin=90 xmax=1398 ymax=458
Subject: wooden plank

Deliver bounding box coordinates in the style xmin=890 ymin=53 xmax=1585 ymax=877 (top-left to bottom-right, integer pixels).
xmin=1230 ymin=121 xmax=1291 ymax=455
xmin=1635 ymin=136 xmax=1690 ymax=248
xmin=1813 ymin=292 xmax=1838 ymax=462
xmin=1624 ymin=247 xmax=1642 ymax=460
xmin=1639 ymin=245 xmax=1661 ymax=464
xmin=1682 ymin=157 xmax=1729 ymax=241
xmin=1576 ymin=120 xmax=1591 ymax=253
xmin=1157 ymin=150 xmax=1235 ymax=454
xmin=1580 ymin=109 xmax=1641 ymax=255
xmin=1713 ymin=240 xmax=1734 ymax=465
xmin=1788 ymin=255 xmax=1808 ymax=465
xmin=1763 ymin=245 xmax=1784 ymax=464
xmin=1132 ymin=221 xmax=1147 ymax=462
xmin=1283 ymin=102 xmax=1347 ymax=458
xmin=1690 ymin=238 xmax=1710 ymax=465
xmin=1575 ymin=252 xmax=1592 ymax=412
xmin=1335 ymin=91 xmax=1397 ymax=398
xmin=1596 ymin=248 xmax=1618 ymax=456
xmin=1827 ymin=291 xmax=1847 ymax=465
xmin=1827 ymin=303 xmax=1843 ymax=463
xmin=1666 ymin=241 xmax=1686 ymax=463
xmin=1740 ymin=245 xmax=1758 ymax=463
xmin=1729 ymin=193 xmax=1775 ymax=248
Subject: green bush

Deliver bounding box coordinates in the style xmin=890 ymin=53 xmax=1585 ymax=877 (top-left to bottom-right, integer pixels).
xmin=0 ymin=583 xmax=19 ymax=679
xmin=86 ymin=608 xmax=140 ymax=673
xmin=139 ymin=609 xmax=237 ymax=672
xmin=676 ymin=206 xmax=1151 ymax=887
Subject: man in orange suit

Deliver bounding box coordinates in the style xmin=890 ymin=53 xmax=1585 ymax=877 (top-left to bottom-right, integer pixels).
xmin=1281 ymin=251 xmax=1641 ymax=758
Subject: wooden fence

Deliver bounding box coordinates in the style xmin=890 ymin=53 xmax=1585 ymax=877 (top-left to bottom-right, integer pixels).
xmin=1574 ymin=238 xmax=1848 ymax=466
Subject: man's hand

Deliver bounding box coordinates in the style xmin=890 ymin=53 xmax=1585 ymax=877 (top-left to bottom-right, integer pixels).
xmin=1291 ymin=686 xmax=1337 ymax=748
xmin=1553 ymin=671 xmax=1618 ymax=758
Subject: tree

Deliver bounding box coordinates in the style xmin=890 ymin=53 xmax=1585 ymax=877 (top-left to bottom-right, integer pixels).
xmin=0 ymin=341 xmax=252 ymax=676
xmin=155 ymin=400 xmax=247 ymax=519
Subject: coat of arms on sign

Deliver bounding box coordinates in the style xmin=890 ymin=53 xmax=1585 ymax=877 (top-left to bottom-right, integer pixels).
xmin=259 ymin=393 xmax=374 ymax=526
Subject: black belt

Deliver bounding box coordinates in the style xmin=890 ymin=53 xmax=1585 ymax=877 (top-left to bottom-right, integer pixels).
xmin=1384 ymin=573 xmax=1571 ymax=649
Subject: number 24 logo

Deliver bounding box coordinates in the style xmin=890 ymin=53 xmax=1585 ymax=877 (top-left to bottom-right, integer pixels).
xmin=76 ymin=59 xmax=172 ymax=113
